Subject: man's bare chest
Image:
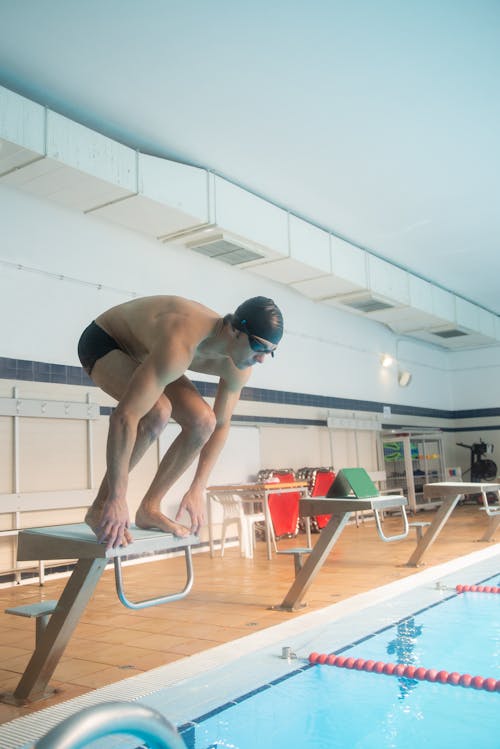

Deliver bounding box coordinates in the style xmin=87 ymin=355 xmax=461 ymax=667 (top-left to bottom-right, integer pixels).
xmin=188 ymin=354 xmax=227 ymax=378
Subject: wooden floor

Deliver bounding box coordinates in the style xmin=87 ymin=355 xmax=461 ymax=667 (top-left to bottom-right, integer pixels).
xmin=0 ymin=504 xmax=497 ymax=726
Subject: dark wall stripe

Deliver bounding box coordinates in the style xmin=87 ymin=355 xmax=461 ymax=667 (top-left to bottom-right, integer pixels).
xmin=1 ymin=356 xmax=499 ymax=426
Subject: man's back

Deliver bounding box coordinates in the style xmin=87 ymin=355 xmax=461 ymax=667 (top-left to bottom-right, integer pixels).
xmin=96 ymin=295 xmax=219 ymax=365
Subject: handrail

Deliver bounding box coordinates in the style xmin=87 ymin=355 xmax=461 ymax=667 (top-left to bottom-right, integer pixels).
xmin=33 ymin=701 xmax=186 ymax=749
xmin=114 ymin=546 xmax=194 ymax=609
xmin=480 ymin=489 xmax=500 ymax=517
xmin=374 ymin=501 xmax=409 ymax=542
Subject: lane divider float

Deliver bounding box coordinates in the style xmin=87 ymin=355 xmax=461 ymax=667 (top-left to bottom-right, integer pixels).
xmin=456 ymin=584 xmax=500 ymax=593
xmin=308 ymin=652 xmax=500 ymax=692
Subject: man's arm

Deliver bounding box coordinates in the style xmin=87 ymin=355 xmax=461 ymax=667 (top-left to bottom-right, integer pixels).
xmin=176 ymin=378 xmax=246 ymax=534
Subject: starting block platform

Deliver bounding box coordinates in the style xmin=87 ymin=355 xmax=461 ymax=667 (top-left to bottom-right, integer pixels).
xmin=275 ymin=493 xmax=408 ymax=612
xmin=17 ymin=522 xmax=197 ymax=558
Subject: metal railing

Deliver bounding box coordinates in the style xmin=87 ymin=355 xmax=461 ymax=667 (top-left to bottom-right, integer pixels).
xmin=33 ymin=701 xmax=186 ymax=749
xmin=113 ymin=545 xmax=194 ymax=609
xmin=374 ymin=500 xmax=410 ymax=542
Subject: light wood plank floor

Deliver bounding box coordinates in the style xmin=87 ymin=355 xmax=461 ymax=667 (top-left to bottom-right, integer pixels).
xmin=0 ymin=504 xmax=497 ymax=726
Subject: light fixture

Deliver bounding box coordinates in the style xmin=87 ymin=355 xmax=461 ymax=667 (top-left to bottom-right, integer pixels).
xmin=398 ymin=370 xmax=412 ymax=387
xmin=380 ymin=353 xmax=393 ymax=368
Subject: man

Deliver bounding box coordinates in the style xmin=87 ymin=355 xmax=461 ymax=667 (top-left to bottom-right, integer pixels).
xmin=78 ymin=294 xmax=283 ymax=550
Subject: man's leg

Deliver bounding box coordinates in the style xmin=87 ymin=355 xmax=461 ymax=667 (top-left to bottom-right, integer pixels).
xmin=135 ymin=376 xmax=215 ymax=534
xmin=84 ymin=350 xmax=174 ymax=543
xmin=85 ymin=406 xmax=174 ymax=540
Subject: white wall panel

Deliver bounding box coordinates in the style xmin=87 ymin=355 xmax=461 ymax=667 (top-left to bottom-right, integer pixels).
xmin=0 ymin=86 xmax=45 ymax=151
xmin=95 ymin=154 xmax=212 ymax=239
xmin=478 ymin=308 xmax=496 ymax=338
xmin=1 ymin=182 xmax=495 ymax=414
xmin=289 ymin=215 xmax=330 ymax=274
xmin=409 ymin=275 xmax=433 ymax=311
xmin=46 ymin=112 xmax=136 ymax=189
xmin=249 ymin=256 xmax=322 ymax=284
xmin=214 ymin=176 xmax=289 ymax=256
xmin=330 ymin=235 xmax=367 ymax=290
xmin=432 ymin=286 xmax=455 ymax=321
xmin=368 ymin=256 xmax=410 ymax=306
xmin=455 ymin=297 xmax=479 ymax=331
xmin=449 ymin=346 xmax=500 ymax=410
xmin=139 ymin=154 xmax=209 ymax=219
xmin=259 ymin=426 xmax=327 ymax=472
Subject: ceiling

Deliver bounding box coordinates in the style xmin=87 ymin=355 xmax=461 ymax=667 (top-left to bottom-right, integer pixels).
xmin=0 ymin=1 xmax=499 ymax=318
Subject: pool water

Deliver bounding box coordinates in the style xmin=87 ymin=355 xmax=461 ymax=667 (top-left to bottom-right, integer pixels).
xmin=185 ymin=666 xmax=496 ymax=749
xmin=6 ymin=552 xmax=499 ymax=749
xmin=180 ymin=580 xmax=499 ymax=749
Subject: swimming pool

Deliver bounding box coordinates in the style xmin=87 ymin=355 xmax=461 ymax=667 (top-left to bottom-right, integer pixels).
xmin=157 ymin=569 xmax=500 ymax=749
xmin=177 ymin=591 xmax=498 ymax=749
xmin=3 ymin=545 xmax=499 ymax=749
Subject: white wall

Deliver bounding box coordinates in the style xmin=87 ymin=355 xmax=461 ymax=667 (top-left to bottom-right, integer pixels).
xmin=0 ymin=183 xmax=460 ymax=410
xmin=448 ymin=347 xmax=500 ymax=410
xmin=259 ymin=426 xmax=332 ymax=471
xmin=159 ymin=424 xmax=261 ymax=524
xmin=2 ymin=182 xmax=500 ymax=573
xmin=2 ymin=183 xmax=500 ymax=485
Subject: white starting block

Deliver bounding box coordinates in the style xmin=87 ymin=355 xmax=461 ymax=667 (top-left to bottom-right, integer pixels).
xmin=1 ymin=523 xmax=198 ymax=706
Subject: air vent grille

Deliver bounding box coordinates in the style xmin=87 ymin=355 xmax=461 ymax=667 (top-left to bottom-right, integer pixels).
xmin=189 ymin=239 xmax=264 ymax=265
xmin=432 ymin=328 xmax=468 ymax=339
xmin=340 ymin=296 xmax=395 ymax=313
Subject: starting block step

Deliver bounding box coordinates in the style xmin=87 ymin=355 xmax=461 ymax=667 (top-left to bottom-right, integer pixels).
xmin=277 ymin=547 xmax=313 ymax=575
xmin=5 ymin=601 xmax=58 ymax=619
xmin=408 ymin=521 xmax=431 ymax=540
xmin=5 ymin=600 xmax=58 ymax=648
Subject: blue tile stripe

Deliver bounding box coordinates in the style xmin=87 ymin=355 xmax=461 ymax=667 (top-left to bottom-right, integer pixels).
xmin=0 ymin=357 xmax=93 ymax=387
xmin=1 ymin=356 xmax=499 ymax=425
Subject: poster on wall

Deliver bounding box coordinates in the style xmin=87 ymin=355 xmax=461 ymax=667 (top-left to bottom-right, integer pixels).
xmin=383 ymin=440 xmax=419 ymax=462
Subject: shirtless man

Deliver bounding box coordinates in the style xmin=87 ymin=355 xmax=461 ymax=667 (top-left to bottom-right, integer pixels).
xmin=78 ymin=295 xmax=284 ymax=550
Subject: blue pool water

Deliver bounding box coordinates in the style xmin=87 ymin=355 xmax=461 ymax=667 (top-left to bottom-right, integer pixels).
xmin=178 ymin=578 xmax=499 ymax=749
xmin=184 ymin=667 xmax=497 ymax=749
xmin=7 ymin=553 xmax=499 ymax=749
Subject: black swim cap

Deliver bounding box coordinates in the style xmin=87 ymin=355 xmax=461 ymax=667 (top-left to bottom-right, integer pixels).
xmin=233 ymin=297 xmax=284 ymax=345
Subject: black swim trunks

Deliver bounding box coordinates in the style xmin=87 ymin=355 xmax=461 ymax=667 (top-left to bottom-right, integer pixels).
xmin=78 ymin=321 xmax=122 ymax=375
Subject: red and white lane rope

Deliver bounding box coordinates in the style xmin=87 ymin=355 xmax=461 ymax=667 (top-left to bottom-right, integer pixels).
xmin=456 ymin=584 xmax=500 ymax=593
xmin=308 ymin=652 xmax=500 ymax=692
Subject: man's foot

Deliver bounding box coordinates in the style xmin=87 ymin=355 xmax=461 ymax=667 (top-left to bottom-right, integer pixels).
xmin=84 ymin=506 xmax=102 ymax=536
xmin=85 ymin=506 xmax=133 ymax=546
xmin=135 ymin=506 xmax=191 ymax=537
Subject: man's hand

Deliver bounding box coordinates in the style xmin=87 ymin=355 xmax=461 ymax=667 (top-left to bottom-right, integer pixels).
xmin=175 ymin=487 xmax=206 ymax=535
xmin=96 ymin=498 xmax=132 ymax=550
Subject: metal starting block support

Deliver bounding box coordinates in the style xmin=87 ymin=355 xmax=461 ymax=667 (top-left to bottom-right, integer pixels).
xmin=274 ymin=495 xmax=408 ymax=612
xmin=0 ymin=523 xmax=198 ymax=706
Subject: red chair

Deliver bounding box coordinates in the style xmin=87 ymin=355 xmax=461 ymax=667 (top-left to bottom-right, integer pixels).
xmin=310 ymin=469 xmax=336 ymax=529
xmin=267 ymin=471 xmax=301 ymax=538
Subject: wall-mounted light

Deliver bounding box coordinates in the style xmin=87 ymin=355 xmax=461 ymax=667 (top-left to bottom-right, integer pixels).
xmin=398 ymin=370 xmax=412 ymax=387
xmin=380 ymin=353 xmax=393 ymax=368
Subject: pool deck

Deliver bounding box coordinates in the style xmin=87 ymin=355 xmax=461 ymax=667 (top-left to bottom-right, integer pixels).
xmin=0 ymin=504 xmax=498 ymax=731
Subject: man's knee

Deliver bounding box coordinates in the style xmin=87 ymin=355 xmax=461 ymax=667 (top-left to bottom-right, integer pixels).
xmin=138 ymin=403 xmax=171 ymax=442
xmin=184 ymin=405 xmax=216 ymax=446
